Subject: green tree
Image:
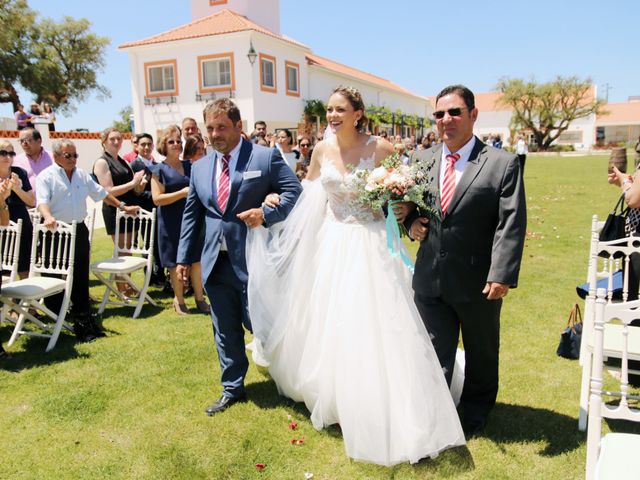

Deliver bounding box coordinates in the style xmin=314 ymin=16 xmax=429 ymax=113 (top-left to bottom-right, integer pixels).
xmin=496 ymin=76 xmax=606 ymax=150
xmin=111 ymin=106 xmax=132 ymax=132
xmin=0 ymin=1 xmax=110 ymax=113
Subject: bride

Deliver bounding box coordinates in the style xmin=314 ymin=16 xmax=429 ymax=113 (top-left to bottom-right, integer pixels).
xmin=246 ymin=86 xmax=465 ymax=466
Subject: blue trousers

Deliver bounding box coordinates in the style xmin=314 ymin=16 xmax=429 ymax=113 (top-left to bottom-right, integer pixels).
xmin=204 ymin=251 xmax=252 ymax=398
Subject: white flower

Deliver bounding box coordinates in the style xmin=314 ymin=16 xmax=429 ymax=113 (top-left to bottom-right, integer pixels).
xmin=368 ymin=166 xmax=388 ymax=183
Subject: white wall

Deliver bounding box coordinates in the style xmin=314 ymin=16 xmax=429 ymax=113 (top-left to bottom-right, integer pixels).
xmin=307 ymin=67 xmax=429 ymax=121
xmin=190 ymin=0 xmax=280 ymax=33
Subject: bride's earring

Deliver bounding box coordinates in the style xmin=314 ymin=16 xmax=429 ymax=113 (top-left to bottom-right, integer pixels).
xmin=353 ymin=119 xmax=358 ymax=127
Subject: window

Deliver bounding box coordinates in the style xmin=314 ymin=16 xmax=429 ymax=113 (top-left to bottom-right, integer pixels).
xmin=198 ymin=53 xmax=235 ymax=93
xmin=260 ymin=53 xmax=277 ymax=93
xmin=144 ymin=60 xmax=179 ymax=97
xmin=285 ymin=61 xmax=300 ymax=97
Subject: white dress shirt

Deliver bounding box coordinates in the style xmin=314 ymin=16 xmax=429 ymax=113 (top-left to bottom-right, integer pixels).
xmin=36 ymin=163 xmax=108 ymax=223
xmin=439 ymin=136 xmax=477 ymax=191
xmin=213 ymin=139 xmax=243 ymax=251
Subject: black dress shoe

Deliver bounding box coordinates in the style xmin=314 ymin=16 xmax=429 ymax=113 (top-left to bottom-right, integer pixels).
xmin=462 ymin=417 xmax=487 ymax=438
xmin=205 ymin=394 xmax=247 ymax=416
xmin=73 ymin=320 xmax=97 ymax=343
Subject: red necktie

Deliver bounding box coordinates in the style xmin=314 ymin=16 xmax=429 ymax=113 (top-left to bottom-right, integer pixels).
xmin=440 ymin=153 xmax=460 ymax=214
xmin=217 ymin=154 xmax=230 ymax=211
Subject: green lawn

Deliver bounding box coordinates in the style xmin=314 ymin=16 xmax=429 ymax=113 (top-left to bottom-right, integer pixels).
xmin=0 ymin=153 xmax=629 ymax=479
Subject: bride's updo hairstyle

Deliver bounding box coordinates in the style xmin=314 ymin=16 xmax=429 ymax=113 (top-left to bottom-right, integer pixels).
xmin=331 ymin=86 xmax=369 ymax=132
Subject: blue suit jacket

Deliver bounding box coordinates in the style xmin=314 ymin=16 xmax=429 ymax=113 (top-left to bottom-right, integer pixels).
xmin=176 ymin=139 xmax=302 ymax=284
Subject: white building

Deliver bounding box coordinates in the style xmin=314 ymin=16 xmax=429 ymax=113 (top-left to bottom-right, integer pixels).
xmin=119 ymin=0 xmax=430 ymax=138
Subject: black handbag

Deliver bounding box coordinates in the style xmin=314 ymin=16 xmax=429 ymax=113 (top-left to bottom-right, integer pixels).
xmin=599 ymin=194 xmax=628 ymax=244
xmin=556 ymin=303 xmax=583 ymax=359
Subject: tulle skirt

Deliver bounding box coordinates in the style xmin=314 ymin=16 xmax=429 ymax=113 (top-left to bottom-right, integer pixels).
xmin=259 ymin=217 xmax=465 ymax=465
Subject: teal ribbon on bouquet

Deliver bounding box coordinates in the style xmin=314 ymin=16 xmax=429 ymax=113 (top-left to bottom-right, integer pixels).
xmin=386 ymin=201 xmax=415 ymax=273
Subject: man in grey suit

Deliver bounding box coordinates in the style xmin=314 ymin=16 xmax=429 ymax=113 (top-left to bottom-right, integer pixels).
xmin=403 ymin=85 xmax=526 ymax=436
xmin=177 ymin=99 xmax=302 ymax=416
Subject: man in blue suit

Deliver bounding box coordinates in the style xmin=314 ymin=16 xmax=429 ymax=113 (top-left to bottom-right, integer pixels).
xmin=177 ymin=99 xmax=302 ymax=415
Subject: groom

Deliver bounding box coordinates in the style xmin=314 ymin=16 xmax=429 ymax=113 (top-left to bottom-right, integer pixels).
xmin=177 ymin=99 xmax=302 ymax=416
xmin=405 ymin=85 xmax=526 ymax=436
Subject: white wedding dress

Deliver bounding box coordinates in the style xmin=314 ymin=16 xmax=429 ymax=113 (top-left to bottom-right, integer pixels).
xmin=246 ymin=145 xmax=465 ymax=466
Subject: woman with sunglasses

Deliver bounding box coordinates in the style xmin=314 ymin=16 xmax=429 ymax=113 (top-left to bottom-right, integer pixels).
xmin=93 ymin=127 xmax=146 ymax=297
xmin=0 ymin=178 xmax=12 ymax=358
xmin=0 ymin=139 xmax=34 ymax=279
xmin=151 ymin=126 xmax=209 ymax=315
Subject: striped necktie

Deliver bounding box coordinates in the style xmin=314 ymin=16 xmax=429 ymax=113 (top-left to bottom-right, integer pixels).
xmin=440 ymin=153 xmax=460 ymax=214
xmin=217 ymin=154 xmax=230 ymax=211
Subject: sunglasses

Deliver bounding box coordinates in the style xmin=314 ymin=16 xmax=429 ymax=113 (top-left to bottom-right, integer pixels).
xmin=0 ymin=150 xmax=16 ymax=157
xmin=299 ymin=143 xmax=310 ymax=148
xmin=433 ymin=107 xmax=469 ymax=120
xmin=167 ymin=140 xmax=182 ymax=145
xmin=61 ymin=152 xmax=79 ymax=159
xmin=138 ymin=142 xmax=153 ymax=148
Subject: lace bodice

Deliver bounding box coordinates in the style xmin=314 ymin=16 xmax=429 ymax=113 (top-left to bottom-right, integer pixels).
xmin=320 ymin=155 xmax=384 ymax=224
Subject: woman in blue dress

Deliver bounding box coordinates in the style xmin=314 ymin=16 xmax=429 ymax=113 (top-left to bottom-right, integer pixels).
xmin=151 ymin=126 xmax=209 ymax=315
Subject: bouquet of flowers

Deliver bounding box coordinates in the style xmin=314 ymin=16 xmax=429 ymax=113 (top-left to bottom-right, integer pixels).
xmin=350 ymin=152 xmax=438 ymax=220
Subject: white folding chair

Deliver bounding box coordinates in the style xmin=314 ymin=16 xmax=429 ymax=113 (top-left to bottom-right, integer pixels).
xmin=0 ymin=219 xmax=22 ymax=285
xmin=1 ymin=220 xmax=77 ymax=352
xmin=585 ymin=288 xmax=640 ymax=479
xmin=91 ymin=208 xmax=157 ymax=318
xmin=579 ymin=232 xmax=640 ymax=431
xmin=27 ymin=207 xmax=40 ymax=226
xmin=85 ymin=205 xmax=97 ymax=245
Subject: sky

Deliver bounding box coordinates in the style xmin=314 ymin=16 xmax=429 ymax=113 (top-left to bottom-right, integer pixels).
xmin=3 ymin=0 xmax=638 ymax=132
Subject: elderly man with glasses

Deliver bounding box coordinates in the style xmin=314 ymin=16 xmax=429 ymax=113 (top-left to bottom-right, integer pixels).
xmin=37 ymin=139 xmax=139 ymax=342
xmin=14 ymin=128 xmax=53 ymax=195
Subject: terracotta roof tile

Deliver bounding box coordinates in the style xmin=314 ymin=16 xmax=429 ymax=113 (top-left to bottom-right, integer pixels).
xmin=597 ymin=102 xmax=640 ymax=125
xmin=119 ymin=9 xmax=307 ymax=49
xmin=305 ymin=53 xmax=426 ymax=100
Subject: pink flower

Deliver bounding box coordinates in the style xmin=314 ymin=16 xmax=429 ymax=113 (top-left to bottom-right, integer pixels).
xmin=288 ymin=421 xmax=298 ymax=430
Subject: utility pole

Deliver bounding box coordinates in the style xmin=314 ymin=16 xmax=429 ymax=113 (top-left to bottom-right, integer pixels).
xmin=601 ymin=83 xmax=612 ymax=102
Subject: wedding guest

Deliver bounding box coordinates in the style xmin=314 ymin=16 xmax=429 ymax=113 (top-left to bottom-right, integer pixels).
xmin=29 ymin=103 xmax=42 ymax=117
xmin=152 ymin=126 xmax=209 ymax=315
xmin=122 ymin=134 xmax=139 ymax=163
xmin=493 ymin=134 xmax=503 ymax=149
xmin=424 ymin=131 xmax=437 ymax=148
xmin=634 ymin=135 xmax=640 ymax=169
xmin=0 ymin=179 xmax=12 ymax=358
xmin=252 ymin=121 xmax=267 ymax=144
xmin=256 ymin=137 xmax=268 ymax=147
xmin=275 ymin=129 xmax=299 ymax=171
xmin=38 ymin=139 xmax=139 ymax=341
xmin=42 ymin=103 xmax=56 ymax=132
xmin=182 ymin=117 xmax=200 ymax=141
xmin=297 ymin=136 xmax=312 ymax=167
xmin=379 ymin=131 xmax=389 ymax=141
xmin=14 ymin=104 xmax=33 ymax=130
xmin=176 ymin=98 xmax=301 ymax=415
xmin=14 ymin=128 xmax=53 ymax=195
xmin=183 ymin=134 xmax=206 ymax=163
xmin=93 ymin=127 xmax=146 ymax=296
xmin=404 ymin=84 xmax=526 ymax=437
xmin=515 ymin=134 xmax=528 ymax=173
xmin=394 ymin=142 xmax=410 ymax=165
xmin=0 ymin=140 xmax=34 ymax=279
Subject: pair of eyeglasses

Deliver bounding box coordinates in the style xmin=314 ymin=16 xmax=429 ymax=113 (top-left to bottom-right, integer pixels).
xmin=18 ymin=138 xmax=33 ymax=144
xmin=433 ymin=107 xmax=469 ymax=120
xmin=167 ymin=140 xmax=182 ymax=145
xmin=299 ymin=143 xmax=310 ymax=148
xmin=62 ymin=152 xmax=79 ymax=159
xmin=0 ymin=150 xmax=16 ymax=157
xmin=138 ymin=142 xmax=153 ymax=148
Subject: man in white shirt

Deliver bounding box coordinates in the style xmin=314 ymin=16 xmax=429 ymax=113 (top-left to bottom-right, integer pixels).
xmin=37 ymin=139 xmax=139 ymax=342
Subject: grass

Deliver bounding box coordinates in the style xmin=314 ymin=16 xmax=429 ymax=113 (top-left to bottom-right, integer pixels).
xmin=0 ymin=153 xmax=632 ymax=479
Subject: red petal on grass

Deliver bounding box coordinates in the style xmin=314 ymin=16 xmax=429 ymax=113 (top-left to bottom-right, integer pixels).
xmin=290 ymin=438 xmax=298 ymax=444
xmin=297 ymin=437 xmax=305 ymax=445
xmin=255 ymin=463 xmax=266 ymax=470
xmin=288 ymin=421 xmax=298 ymax=430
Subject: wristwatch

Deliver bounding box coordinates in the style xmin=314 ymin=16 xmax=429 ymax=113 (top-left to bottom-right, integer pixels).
xmin=118 ymin=201 xmax=126 ymax=211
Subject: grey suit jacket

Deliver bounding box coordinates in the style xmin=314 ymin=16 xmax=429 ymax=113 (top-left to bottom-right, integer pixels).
xmin=407 ymin=138 xmax=527 ymax=303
